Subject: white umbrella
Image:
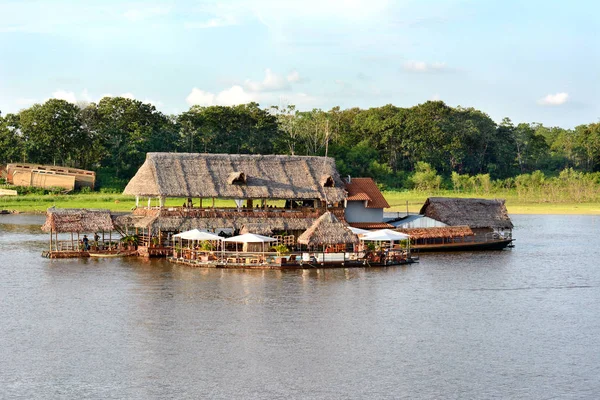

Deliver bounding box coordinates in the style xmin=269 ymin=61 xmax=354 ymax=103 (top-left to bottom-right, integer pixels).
xmin=360 ymin=229 xmax=410 ymax=241
xmin=223 ymin=233 xmax=278 ymax=263
xmin=349 ymin=227 xmax=371 ymax=235
xmin=174 ymin=229 xmax=223 ymax=241
xmin=223 ymin=233 xmax=278 ymax=243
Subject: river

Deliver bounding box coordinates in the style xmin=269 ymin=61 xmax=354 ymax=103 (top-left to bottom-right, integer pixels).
xmin=1 ymin=214 xmax=599 ymax=399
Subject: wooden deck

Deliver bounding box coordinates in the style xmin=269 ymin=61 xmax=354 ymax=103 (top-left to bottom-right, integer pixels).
xmin=168 ymin=252 xmax=417 ymax=269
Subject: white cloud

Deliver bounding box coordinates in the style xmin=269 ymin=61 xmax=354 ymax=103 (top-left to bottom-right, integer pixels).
xmin=184 ymin=3 xmax=241 ymax=29
xmin=123 ymin=6 xmax=171 ymax=22
xmin=52 ymin=90 xmax=78 ymax=103
xmin=217 ymin=85 xmax=256 ymax=105
xmin=244 ymin=68 xmax=291 ymax=92
xmin=538 ymin=92 xmax=569 ymax=106
xmin=186 ymin=85 xmax=258 ymax=106
xmin=403 ymin=60 xmax=447 ymax=72
xmin=184 ymin=15 xmax=238 ymax=29
xmin=287 ymin=70 xmax=301 ymax=83
xmin=186 ymin=88 xmax=216 ymax=106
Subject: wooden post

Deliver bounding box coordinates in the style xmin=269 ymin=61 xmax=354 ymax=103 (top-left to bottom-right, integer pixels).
xmin=136 ymin=196 xmax=139 ymax=207
xmin=71 ymin=232 xmax=74 ymax=251
xmin=55 ymin=230 xmax=58 ymax=252
xmin=199 ymin=198 xmax=202 ymax=208
xmin=49 ymin=229 xmax=52 ymax=253
xmin=147 ymin=198 xmax=151 ymax=208
xmin=212 ymin=197 xmax=215 ymax=208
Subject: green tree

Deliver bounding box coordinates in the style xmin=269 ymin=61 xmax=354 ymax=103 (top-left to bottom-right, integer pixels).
xmin=19 ymin=99 xmax=87 ymax=166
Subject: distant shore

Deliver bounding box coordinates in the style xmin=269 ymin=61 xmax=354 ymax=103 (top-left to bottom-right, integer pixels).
xmin=1 ymin=192 xmax=599 ymax=215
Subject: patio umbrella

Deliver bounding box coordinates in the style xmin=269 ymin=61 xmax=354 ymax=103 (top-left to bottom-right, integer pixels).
xmin=349 ymin=227 xmax=371 ymax=235
xmin=223 ymin=233 xmax=278 ymax=243
xmin=223 ymin=233 xmax=278 ymax=261
xmin=173 ymin=229 xmax=222 ymax=241
xmin=360 ymin=229 xmax=410 ymax=241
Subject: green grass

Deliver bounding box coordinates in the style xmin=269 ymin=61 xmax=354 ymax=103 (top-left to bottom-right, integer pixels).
xmin=383 ymin=189 xmax=600 ymax=215
xmin=2 ymin=190 xmax=600 ymax=215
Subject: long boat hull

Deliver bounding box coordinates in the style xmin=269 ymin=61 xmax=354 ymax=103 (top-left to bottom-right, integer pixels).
xmin=89 ymin=251 xmax=137 ymax=258
xmin=412 ymin=239 xmax=514 ymax=253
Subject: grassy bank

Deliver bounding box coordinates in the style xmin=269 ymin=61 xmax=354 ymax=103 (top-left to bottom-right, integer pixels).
xmin=383 ymin=190 xmax=600 ymax=214
xmin=1 ymin=190 xmax=600 ymax=215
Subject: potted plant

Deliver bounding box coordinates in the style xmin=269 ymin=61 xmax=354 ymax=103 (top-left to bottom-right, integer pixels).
xmin=120 ymin=235 xmax=138 ymax=250
xmin=272 ymin=244 xmax=290 ymax=255
xmin=174 ymin=244 xmax=182 ymax=258
xmin=150 ymin=236 xmax=160 ymax=248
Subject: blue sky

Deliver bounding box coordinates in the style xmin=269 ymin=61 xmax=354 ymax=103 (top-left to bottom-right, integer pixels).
xmin=0 ymin=0 xmax=598 ymax=127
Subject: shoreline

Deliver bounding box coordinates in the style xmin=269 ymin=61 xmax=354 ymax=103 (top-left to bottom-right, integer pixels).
xmin=2 ymin=192 xmax=600 ymax=216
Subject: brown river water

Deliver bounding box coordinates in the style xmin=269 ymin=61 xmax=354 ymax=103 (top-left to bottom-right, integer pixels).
xmin=1 ymin=214 xmax=599 ymax=399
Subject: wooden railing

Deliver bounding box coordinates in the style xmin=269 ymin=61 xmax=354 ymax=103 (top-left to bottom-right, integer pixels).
xmin=134 ymin=206 xmax=345 ymax=220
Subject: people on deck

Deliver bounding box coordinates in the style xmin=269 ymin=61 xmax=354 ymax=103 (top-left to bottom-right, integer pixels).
xmin=82 ymin=235 xmax=90 ymax=250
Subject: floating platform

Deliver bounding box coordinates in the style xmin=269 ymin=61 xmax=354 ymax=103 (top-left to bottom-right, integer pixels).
xmin=168 ymin=256 xmax=418 ymax=269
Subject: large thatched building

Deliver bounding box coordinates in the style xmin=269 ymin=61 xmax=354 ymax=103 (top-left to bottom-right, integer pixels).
xmin=123 ymin=153 xmax=346 ymax=205
xmin=119 ymin=153 xmax=349 ymax=250
xmin=419 ymin=197 xmax=513 ymax=237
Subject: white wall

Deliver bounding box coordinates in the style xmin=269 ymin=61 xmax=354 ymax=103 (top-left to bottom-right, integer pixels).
xmin=345 ymin=201 xmax=384 ymax=223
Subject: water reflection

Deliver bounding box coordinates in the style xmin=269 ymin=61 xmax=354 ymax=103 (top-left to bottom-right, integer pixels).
xmin=2 ymin=214 xmax=600 ymax=398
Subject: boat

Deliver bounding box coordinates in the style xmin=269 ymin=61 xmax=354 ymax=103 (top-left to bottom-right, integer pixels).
xmin=411 ymin=238 xmax=514 ymax=252
xmin=89 ymin=250 xmax=137 ymax=258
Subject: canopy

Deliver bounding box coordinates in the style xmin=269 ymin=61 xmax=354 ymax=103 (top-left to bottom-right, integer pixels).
xmin=360 ymin=229 xmax=410 ymax=241
xmin=223 ymin=233 xmax=278 ymax=243
xmin=173 ymin=229 xmax=223 ymax=241
xmin=349 ymin=227 xmax=370 ymax=235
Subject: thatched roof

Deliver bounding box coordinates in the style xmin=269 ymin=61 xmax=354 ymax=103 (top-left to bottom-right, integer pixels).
xmin=114 ymin=213 xmax=314 ymax=234
xmin=297 ymin=212 xmax=358 ymax=246
xmin=41 ymin=208 xmax=115 ymax=233
xmin=420 ymin=197 xmax=513 ymax=229
xmin=396 ymin=226 xmax=474 ymax=239
xmin=240 ymin=224 xmax=273 ymax=235
xmin=123 ymin=153 xmax=347 ymax=203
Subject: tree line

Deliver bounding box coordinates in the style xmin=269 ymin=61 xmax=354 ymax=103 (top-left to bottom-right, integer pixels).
xmin=1 ymin=97 xmax=599 ymax=190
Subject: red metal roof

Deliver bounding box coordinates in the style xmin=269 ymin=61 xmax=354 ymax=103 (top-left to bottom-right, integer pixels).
xmin=345 ymin=178 xmax=390 ymax=209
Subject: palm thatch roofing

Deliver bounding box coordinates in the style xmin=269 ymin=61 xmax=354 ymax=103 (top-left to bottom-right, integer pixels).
xmin=297 ymin=211 xmax=358 ymax=246
xmin=420 ymin=197 xmax=514 ymax=229
xmin=41 ymin=208 xmax=115 ymax=233
xmin=396 ymin=226 xmax=474 ymax=239
xmin=123 ymin=153 xmax=347 ymax=203
xmin=114 ymin=214 xmax=314 ymax=234
xmin=240 ymin=224 xmax=273 ymax=235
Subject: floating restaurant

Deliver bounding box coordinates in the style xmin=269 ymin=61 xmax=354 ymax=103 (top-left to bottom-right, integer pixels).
xmin=39 ymin=152 xmax=514 ymax=265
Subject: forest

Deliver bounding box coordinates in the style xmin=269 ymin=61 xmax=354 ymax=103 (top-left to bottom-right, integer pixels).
xmin=1 ymin=97 xmax=599 ymax=193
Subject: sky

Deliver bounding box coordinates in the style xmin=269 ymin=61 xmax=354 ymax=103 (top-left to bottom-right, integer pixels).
xmin=0 ymin=0 xmax=598 ymax=128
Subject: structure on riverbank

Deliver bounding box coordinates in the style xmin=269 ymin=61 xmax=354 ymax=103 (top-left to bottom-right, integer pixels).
xmin=5 ymin=163 xmax=95 ymax=191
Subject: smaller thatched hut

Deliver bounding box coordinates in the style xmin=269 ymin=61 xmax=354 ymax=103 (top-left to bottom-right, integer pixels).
xmin=42 ymin=208 xmax=115 ymax=233
xmin=41 ymin=208 xmax=116 ymax=253
xmin=297 ymin=212 xmax=358 ymax=249
xmin=420 ymin=197 xmax=513 ymax=236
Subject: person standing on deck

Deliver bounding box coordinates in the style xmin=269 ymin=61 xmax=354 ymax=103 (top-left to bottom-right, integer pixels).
xmin=82 ymin=235 xmax=90 ymax=251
